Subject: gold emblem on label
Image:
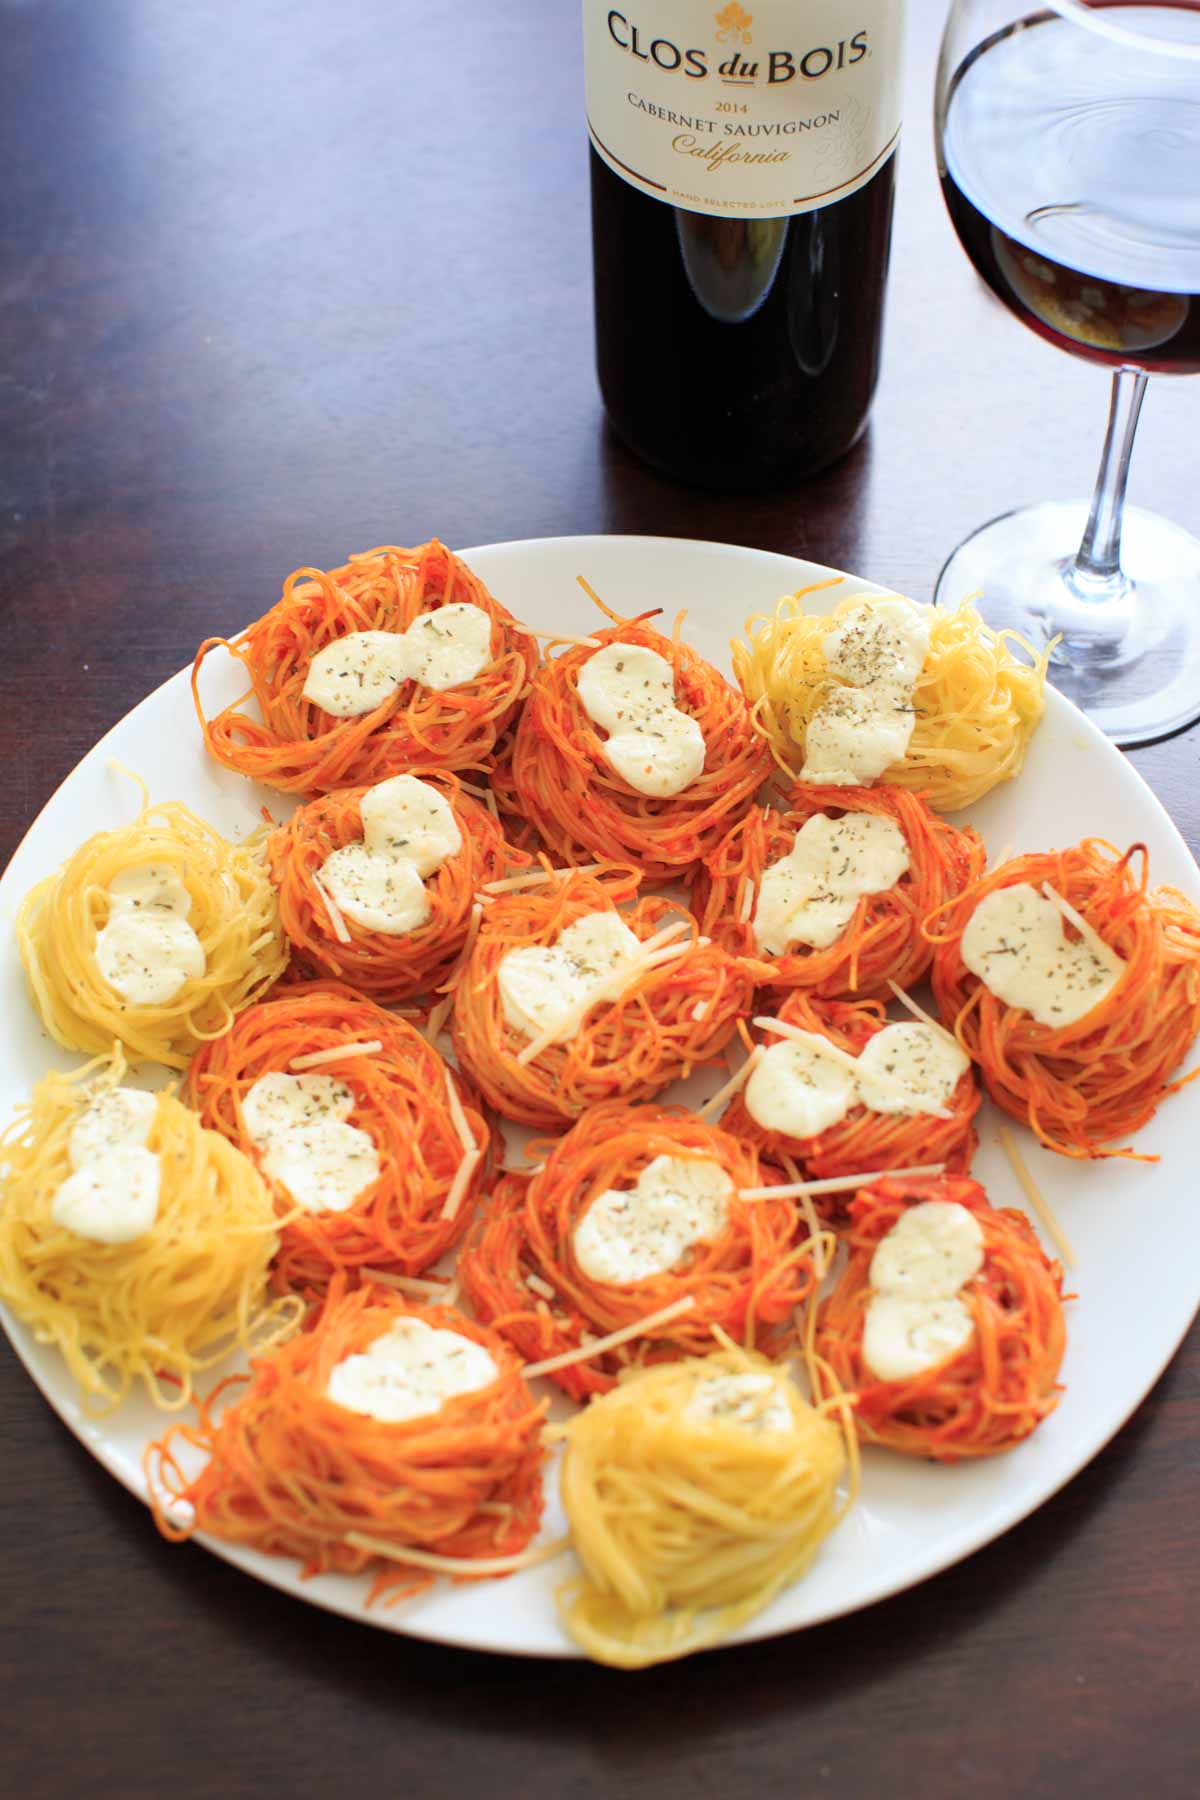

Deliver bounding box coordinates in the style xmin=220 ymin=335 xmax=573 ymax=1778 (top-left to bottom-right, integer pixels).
xmin=715 ymin=4 xmax=753 ymax=47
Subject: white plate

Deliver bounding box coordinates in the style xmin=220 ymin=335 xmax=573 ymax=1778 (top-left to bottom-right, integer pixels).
xmin=1 ymin=534 xmax=1197 ymax=1659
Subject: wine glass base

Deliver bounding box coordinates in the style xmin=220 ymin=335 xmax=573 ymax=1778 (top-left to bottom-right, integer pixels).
xmin=934 ymin=502 xmax=1200 ymax=748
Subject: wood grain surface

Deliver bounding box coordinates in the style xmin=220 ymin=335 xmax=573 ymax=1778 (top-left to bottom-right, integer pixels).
xmin=1 ymin=5 xmax=1196 ymax=1797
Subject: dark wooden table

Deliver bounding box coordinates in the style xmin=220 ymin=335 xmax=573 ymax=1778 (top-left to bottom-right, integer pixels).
xmin=2 ymin=5 xmax=1196 ymax=1797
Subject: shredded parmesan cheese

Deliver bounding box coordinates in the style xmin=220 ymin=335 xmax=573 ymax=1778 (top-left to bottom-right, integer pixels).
xmin=289 ymin=1039 xmax=383 ymax=1072
xmin=737 ymin=1161 xmax=947 ymax=1201
xmin=1040 ymin=882 xmax=1116 ymax=966
xmin=360 ymin=1268 xmax=453 ymax=1298
xmin=515 ymin=931 xmax=694 ymax=1067
xmin=695 ymin=1048 xmax=761 ymax=1121
xmin=521 ymin=1293 xmax=696 ymax=1379
xmin=479 ymin=864 xmax=605 ymax=897
xmin=343 ymin=1532 xmax=572 ymax=1577
xmin=997 ymin=1126 xmax=1076 ymax=1268
xmin=424 ymin=995 xmax=453 ymax=1044
xmin=313 ymin=871 xmax=352 ymax=945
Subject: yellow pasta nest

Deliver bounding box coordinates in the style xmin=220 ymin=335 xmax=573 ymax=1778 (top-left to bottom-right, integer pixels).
xmin=17 ymin=795 xmax=288 ymax=1069
xmin=732 ymin=588 xmax=1050 ymax=813
xmin=558 ymin=1343 xmax=847 ymax=1667
xmin=0 ymin=1057 xmax=298 ymax=1413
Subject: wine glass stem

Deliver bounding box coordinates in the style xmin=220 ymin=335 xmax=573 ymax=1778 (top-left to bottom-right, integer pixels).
xmin=1067 ymin=367 xmax=1147 ymax=598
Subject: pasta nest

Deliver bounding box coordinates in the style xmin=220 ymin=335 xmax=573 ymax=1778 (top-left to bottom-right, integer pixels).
xmin=146 ymin=1282 xmax=547 ymax=1606
xmin=929 ymin=839 xmax=1200 ymax=1159
xmin=184 ymin=981 xmax=493 ymax=1293
xmin=193 ymin=540 xmax=538 ymax=794
xmin=450 ymin=864 xmax=753 ymax=1129
xmin=732 ymin=589 xmax=1049 ymax=813
xmin=267 ymin=771 xmax=510 ymax=1003
xmin=17 ymin=796 xmax=287 ymax=1070
xmin=457 ymin=1099 xmax=816 ymax=1401
xmin=813 ymin=1174 xmax=1067 ymax=1460
xmin=509 ymin=618 xmax=774 ymax=885
xmin=720 ymin=994 xmax=981 ymax=1223
xmin=0 ymin=1058 xmax=295 ymax=1413
xmin=692 ymin=781 xmax=984 ymax=1001
xmin=558 ymin=1341 xmax=847 ymax=1668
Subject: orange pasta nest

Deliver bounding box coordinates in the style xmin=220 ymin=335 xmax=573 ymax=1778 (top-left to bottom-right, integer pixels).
xmin=450 ymin=866 xmax=755 ymax=1129
xmin=266 ymin=771 xmax=510 ymax=1003
xmin=929 ymin=840 xmax=1200 ymax=1160
xmin=184 ymin=982 xmax=493 ymax=1293
xmin=193 ymin=540 xmax=538 ymax=794
xmin=458 ymin=1101 xmax=814 ymax=1401
xmin=692 ymin=782 xmax=985 ymax=999
xmin=509 ymin=615 xmax=774 ymax=884
xmin=721 ymin=995 xmax=980 ymax=1222
xmin=146 ymin=1281 xmax=547 ymax=1605
xmin=813 ymin=1174 xmax=1067 ymax=1460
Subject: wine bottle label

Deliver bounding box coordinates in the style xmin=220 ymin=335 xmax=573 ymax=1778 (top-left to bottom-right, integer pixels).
xmin=583 ymin=1 xmax=906 ymax=218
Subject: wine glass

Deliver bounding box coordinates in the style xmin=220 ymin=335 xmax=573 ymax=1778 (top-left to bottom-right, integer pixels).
xmin=934 ymin=0 xmax=1200 ymax=746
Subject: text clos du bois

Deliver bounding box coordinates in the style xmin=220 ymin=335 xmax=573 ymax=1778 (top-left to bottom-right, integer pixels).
xmin=583 ymin=2 xmax=907 ymax=489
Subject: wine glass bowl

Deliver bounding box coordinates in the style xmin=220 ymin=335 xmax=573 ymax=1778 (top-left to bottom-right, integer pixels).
xmin=934 ymin=0 xmax=1200 ymax=745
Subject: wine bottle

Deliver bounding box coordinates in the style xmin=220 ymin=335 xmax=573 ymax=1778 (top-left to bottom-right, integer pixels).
xmin=583 ymin=2 xmax=907 ymax=490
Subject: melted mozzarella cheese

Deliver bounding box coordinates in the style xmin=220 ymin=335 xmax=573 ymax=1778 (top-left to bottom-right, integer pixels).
xmin=745 ymin=1035 xmax=856 ymax=1138
xmin=319 ymin=849 xmax=429 ymax=937
xmin=686 ymin=1371 xmax=793 ymax=1435
xmin=68 ymin=1086 xmax=156 ymax=1168
xmin=327 ymin=1318 xmax=498 ymax=1423
xmin=259 ymin=1120 xmax=381 ymax=1216
xmin=854 ymin=1024 xmax=969 ymax=1116
xmin=754 ymin=812 xmax=910 ymax=956
xmin=869 ymin=1200 xmax=984 ymax=1297
xmin=862 ymin=1199 xmax=984 ymax=1383
xmin=576 ymin=643 xmax=705 ymax=798
xmin=359 ymin=774 xmax=463 ymax=877
xmin=825 ymin=597 xmax=931 ymax=691
xmin=800 ymin=597 xmax=932 ymax=786
xmin=301 ymin=603 xmax=493 ymax=717
xmin=94 ymin=863 xmax=206 ymax=1006
xmin=243 ymin=1070 xmax=379 ymax=1214
xmin=52 ymin=1148 xmax=161 ymax=1245
xmin=53 ymin=1086 xmax=162 ymax=1245
xmin=862 ymin=1294 xmax=976 ymax=1383
xmin=320 ymin=773 xmax=462 ymax=937
xmin=401 ymin=602 xmax=493 ymax=692
xmin=572 ymin=1154 xmax=732 ymax=1286
xmin=799 ymin=685 xmax=915 ymax=788
xmin=961 ymin=883 xmax=1125 ymax=1028
xmin=300 ymin=631 xmax=412 ymax=718
xmin=498 ymin=911 xmax=641 ymax=1043
xmin=242 ymin=1071 xmax=355 ymax=1140
xmin=745 ymin=1022 xmax=968 ymax=1140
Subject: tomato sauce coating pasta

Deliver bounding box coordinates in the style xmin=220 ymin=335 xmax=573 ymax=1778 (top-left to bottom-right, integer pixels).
xmin=193 ymin=540 xmax=538 ymax=794
xmin=147 ymin=1282 xmax=547 ymax=1605
xmin=184 ymin=982 xmax=492 ymax=1292
xmin=720 ymin=995 xmax=980 ymax=1222
xmin=267 ymin=771 xmax=510 ymax=1003
xmin=929 ymin=840 xmax=1200 ymax=1159
xmin=458 ymin=1101 xmax=815 ymax=1401
xmin=451 ymin=865 xmax=754 ymax=1129
xmin=509 ymin=616 xmax=773 ymax=885
xmin=814 ymin=1174 xmax=1067 ymax=1460
xmin=692 ymin=782 xmax=984 ymax=1001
